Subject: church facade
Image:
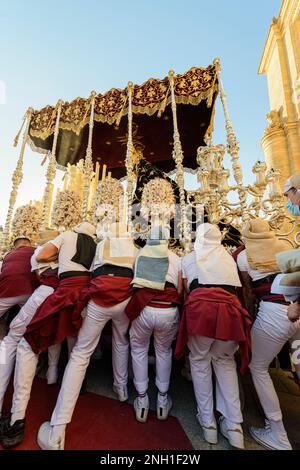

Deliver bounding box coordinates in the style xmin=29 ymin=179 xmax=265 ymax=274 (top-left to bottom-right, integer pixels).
xmin=259 ymin=0 xmax=300 ymax=186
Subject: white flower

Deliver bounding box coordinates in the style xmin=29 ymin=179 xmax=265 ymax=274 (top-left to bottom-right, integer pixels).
xmin=91 ymin=178 xmax=124 ymax=226
xmin=141 ymin=178 xmax=175 ymax=219
xmin=51 ymin=190 xmax=83 ymax=230
xmin=11 ymin=203 xmax=42 ymax=243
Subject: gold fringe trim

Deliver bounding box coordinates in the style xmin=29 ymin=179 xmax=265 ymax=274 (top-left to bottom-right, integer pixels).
xmin=29 ymin=65 xmax=218 ymax=141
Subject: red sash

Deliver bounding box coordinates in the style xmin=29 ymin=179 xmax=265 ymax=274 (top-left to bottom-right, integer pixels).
xmin=24 ymin=275 xmax=90 ymax=354
xmin=175 ymin=287 xmax=252 ymax=374
xmin=88 ymin=275 xmax=133 ymax=308
xmin=0 ymin=246 xmax=37 ymax=298
xmin=39 ymin=272 xmax=59 ymax=289
xmin=125 ymin=286 xmax=181 ymax=321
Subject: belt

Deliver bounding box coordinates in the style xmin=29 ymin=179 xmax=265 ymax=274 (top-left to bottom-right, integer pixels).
xmin=42 ymin=268 xmax=58 ymax=275
xmin=148 ymin=282 xmax=177 ymax=307
xmin=189 ymin=279 xmax=236 ymax=295
xmin=252 ymin=274 xmax=277 ymax=288
xmin=263 ymin=299 xmax=289 ymax=306
xmin=59 ymin=271 xmax=90 ymax=280
xmin=93 ymin=264 xmax=133 ymax=279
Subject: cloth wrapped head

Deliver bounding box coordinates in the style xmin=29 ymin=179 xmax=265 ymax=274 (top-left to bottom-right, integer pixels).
xmin=194 ymin=223 xmax=241 ymax=286
xmin=74 ymin=222 xmax=97 ymax=239
xmin=242 ymin=218 xmax=289 ymax=273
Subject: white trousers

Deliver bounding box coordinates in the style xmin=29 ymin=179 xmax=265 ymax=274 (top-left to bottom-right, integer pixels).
xmin=249 ymin=300 xmax=300 ymax=421
xmin=9 ymin=337 xmax=72 ymax=423
xmin=50 ymin=298 xmax=130 ymax=426
xmin=0 ymin=285 xmax=54 ymax=414
xmin=0 ymin=295 xmax=30 ymax=319
xmin=188 ymin=335 xmax=242 ymax=425
xmin=130 ymin=306 xmax=179 ymax=394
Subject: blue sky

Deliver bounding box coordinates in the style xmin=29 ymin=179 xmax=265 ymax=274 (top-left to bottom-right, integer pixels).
xmin=0 ymin=0 xmax=282 ymax=226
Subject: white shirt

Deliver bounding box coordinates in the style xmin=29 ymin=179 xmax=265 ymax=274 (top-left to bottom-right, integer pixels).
xmin=50 ymin=231 xmax=89 ymax=275
xmin=31 ymin=245 xmax=59 ymax=275
xmin=237 ymin=249 xmax=278 ymax=282
xmin=166 ymin=250 xmax=181 ymax=288
xmin=182 ymin=251 xmax=199 ymax=289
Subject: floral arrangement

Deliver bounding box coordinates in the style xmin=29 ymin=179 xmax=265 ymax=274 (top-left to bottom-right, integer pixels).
xmin=91 ymin=178 xmax=124 ymax=228
xmin=51 ymin=190 xmax=83 ymax=230
xmin=141 ymin=178 xmax=175 ymax=220
xmin=11 ymin=203 xmax=42 ymax=243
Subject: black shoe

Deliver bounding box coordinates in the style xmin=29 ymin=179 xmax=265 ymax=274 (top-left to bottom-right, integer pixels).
xmin=0 ymin=415 xmax=11 ymax=441
xmin=1 ymin=418 xmax=25 ymax=448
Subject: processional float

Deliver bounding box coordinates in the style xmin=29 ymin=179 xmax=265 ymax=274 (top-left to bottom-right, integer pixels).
xmin=2 ymin=58 xmax=300 ymax=255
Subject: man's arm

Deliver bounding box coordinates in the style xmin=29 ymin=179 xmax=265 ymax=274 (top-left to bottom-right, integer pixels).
xmin=239 ymin=270 xmax=255 ymax=316
xmin=288 ymin=302 xmax=300 ymax=323
xmin=36 ymin=243 xmax=59 ymax=263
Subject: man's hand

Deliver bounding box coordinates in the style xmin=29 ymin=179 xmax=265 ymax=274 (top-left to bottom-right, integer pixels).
xmin=288 ymin=302 xmax=300 ymax=323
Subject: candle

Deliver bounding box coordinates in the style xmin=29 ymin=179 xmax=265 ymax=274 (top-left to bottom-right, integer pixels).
xmin=63 ymin=173 xmax=68 ymax=191
xmin=108 ymin=171 xmax=111 ymax=180
xmin=88 ymin=163 xmax=100 ymax=211
xmin=101 ymin=164 xmax=107 ymax=181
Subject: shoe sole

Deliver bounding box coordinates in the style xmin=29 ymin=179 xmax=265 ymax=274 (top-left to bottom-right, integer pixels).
xmin=248 ymin=427 xmax=291 ymax=451
xmin=220 ymin=421 xmax=244 ymax=450
xmin=2 ymin=435 xmax=24 ymax=448
xmin=135 ymin=407 xmax=149 ymax=423
xmin=202 ymin=430 xmax=218 ymax=445
xmin=157 ymin=403 xmax=172 ymax=421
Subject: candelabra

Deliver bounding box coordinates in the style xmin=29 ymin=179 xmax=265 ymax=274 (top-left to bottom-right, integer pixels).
xmin=188 ymin=142 xmax=299 ymax=245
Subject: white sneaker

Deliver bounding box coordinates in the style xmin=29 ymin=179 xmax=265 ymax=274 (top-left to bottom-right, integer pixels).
xmin=46 ymin=366 xmax=58 ymax=385
xmin=37 ymin=422 xmax=65 ymax=450
xmin=196 ymin=413 xmax=218 ymax=444
xmin=219 ymin=416 xmax=244 ymax=449
xmin=157 ymin=395 xmax=172 ymax=421
xmin=134 ymin=395 xmax=149 ymax=423
xmin=113 ymin=385 xmax=128 ymax=402
xmin=249 ymin=421 xmax=292 ymax=450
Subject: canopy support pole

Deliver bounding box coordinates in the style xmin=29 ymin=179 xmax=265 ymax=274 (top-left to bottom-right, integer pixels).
xmin=41 ymin=100 xmax=63 ymax=230
xmin=3 ymin=108 xmax=33 ymax=248
xmin=169 ymin=69 xmax=191 ymax=251
xmin=82 ymin=91 xmax=96 ymax=221
xmin=125 ymin=81 xmax=134 ymax=234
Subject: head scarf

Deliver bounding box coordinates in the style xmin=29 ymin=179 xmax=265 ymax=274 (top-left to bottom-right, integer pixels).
xmin=71 ymin=222 xmax=97 ymax=269
xmin=194 ymin=223 xmax=241 ymax=286
xmin=242 ymin=218 xmax=288 ymax=272
xmin=284 ymin=173 xmax=300 ymax=194
xmin=74 ymin=222 xmax=97 ymax=239
xmin=132 ymin=225 xmax=169 ymax=290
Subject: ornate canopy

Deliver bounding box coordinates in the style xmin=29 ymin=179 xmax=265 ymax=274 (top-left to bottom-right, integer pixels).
xmin=28 ymin=64 xmax=218 ymax=178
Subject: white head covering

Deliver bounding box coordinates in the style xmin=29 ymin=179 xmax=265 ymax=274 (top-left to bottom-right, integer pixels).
xmin=194 ymin=223 xmax=241 ymax=286
xmin=271 ymin=273 xmax=300 ymax=302
xmin=284 ymin=173 xmax=300 ymax=194
xmin=74 ymin=222 xmax=96 ymax=239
